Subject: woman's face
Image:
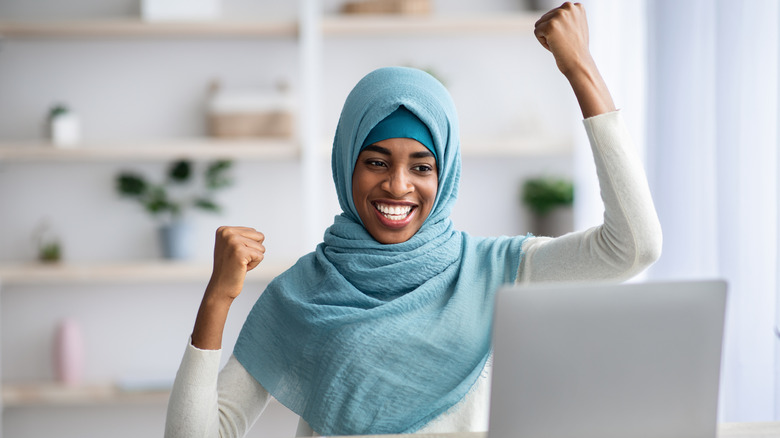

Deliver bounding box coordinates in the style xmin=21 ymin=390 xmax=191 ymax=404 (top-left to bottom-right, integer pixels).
xmin=352 ymin=137 xmax=438 ymax=244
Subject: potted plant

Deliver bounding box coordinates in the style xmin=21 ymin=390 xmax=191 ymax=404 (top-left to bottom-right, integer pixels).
xmin=47 ymin=103 xmax=81 ymax=147
xmin=34 ymin=219 xmax=63 ymax=263
xmin=521 ymin=176 xmax=574 ymax=237
xmin=115 ymin=159 xmax=233 ymax=259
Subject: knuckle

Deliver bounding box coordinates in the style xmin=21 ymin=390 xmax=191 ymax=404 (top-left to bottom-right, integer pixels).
xmin=223 ymin=234 xmax=243 ymax=248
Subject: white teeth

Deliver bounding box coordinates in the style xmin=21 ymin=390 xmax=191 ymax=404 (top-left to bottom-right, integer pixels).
xmin=375 ymin=203 xmax=412 ymax=220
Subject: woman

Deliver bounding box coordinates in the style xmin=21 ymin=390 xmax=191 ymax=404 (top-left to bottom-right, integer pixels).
xmin=165 ymin=3 xmax=662 ymax=437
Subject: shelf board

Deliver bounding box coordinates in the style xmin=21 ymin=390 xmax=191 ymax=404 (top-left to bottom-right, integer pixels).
xmin=0 ymin=13 xmax=538 ymax=39
xmin=0 ymin=138 xmax=299 ymax=162
xmin=2 ymin=382 xmax=169 ymax=407
xmin=0 ymin=19 xmax=298 ymax=38
xmin=1 ymin=135 xmax=569 ymax=162
xmin=0 ymin=260 xmax=293 ymax=286
xmin=322 ymin=13 xmax=539 ymax=36
xmin=1 ymin=381 xmax=287 ymax=408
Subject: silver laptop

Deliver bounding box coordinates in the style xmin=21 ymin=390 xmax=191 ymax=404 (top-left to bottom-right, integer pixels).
xmin=489 ymin=280 xmax=727 ymax=438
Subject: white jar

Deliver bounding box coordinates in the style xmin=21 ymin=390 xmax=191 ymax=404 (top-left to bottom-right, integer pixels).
xmin=50 ymin=112 xmax=81 ymax=147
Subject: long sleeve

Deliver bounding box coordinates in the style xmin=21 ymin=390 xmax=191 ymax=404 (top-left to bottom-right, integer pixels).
xmin=165 ymin=339 xmax=272 ymax=438
xmin=518 ymin=110 xmax=662 ymax=283
xmin=418 ymin=110 xmax=663 ymax=434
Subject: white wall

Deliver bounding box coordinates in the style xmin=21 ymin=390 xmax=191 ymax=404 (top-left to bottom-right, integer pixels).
xmin=0 ymin=1 xmax=578 ymax=437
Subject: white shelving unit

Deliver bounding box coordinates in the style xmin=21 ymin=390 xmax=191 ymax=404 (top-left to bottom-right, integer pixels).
xmin=0 ymin=4 xmax=316 ymax=421
xmin=0 ymin=139 xmax=299 ymax=162
xmin=2 ymin=382 xmax=170 ymax=408
xmin=0 ymin=19 xmax=298 ymax=38
xmin=0 ymin=260 xmax=295 ymax=286
xmin=0 ymin=14 xmax=536 ymax=38
xmin=321 ymin=13 xmax=537 ymax=36
xmin=0 ymin=2 xmax=565 ymax=433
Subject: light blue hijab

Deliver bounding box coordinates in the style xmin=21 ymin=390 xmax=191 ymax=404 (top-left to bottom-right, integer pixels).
xmin=234 ymin=67 xmax=528 ymax=435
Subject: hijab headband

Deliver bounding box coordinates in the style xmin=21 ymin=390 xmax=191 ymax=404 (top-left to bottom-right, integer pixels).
xmin=361 ymin=105 xmax=437 ymax=165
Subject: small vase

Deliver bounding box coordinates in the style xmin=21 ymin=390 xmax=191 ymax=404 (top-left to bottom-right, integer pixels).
xmin=531 ymin=206 xmax=574 ymax=237
xmin=49 ymin=112 xmax=81 ymax=147
xmin=159 ymin=220 xmax=193 ymax=260
xmin=54 ymin=318 xmax=85 ymax=386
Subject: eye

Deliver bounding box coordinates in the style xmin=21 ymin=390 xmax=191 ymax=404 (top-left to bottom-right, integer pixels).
xmin=412 ymin=164 xmax=434 ymax=173
xmin=365 ymin=159 xmax=387 ymax=168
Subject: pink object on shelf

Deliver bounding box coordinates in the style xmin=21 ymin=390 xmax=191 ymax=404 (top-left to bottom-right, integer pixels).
xmin=53 ymin=318 xmax=85 ymax=385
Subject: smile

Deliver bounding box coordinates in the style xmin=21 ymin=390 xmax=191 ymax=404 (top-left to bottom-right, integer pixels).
xmin=373 ymin=202 xmax=416 ymax=224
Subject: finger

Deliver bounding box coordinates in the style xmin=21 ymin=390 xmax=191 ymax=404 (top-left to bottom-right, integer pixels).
xmin=220 ymin=226 xmax=264 ymax=243
xmin=535 ymin=34 xmax=550 ymax=51
xmin=217 ymin=228 xmax=265 ymax=252
xmin=534 ymin=2 xmax=564 ymax=27
xmin=235 ymin=227 xmax=265 ymax=243
xmin=246 ymin=253 xmax=264 ymax=272
xmin=534 ymin=22 xmax=552 ymax=51
xmin=240 ymin=239 xmax=265 ymax=254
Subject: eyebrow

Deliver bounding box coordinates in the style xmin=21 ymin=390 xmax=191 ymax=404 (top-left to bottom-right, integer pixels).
xmin=362 ymin=144 xmax=435 ymax=160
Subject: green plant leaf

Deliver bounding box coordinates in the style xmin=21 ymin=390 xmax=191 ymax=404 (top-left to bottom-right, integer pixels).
xmin=205 ymin=160 xmax=234 ymax=190
xmin=116 ymin=173 xmax=148 ymax=197
xmin=168 ymin=160 xmax=192 ymax=183
xmin=144 ymin=185 xmax=175 ymax=215
xmin=48 ymin=104 xmax=69 ymax=119
xmin=39 ymin=241 xmax=61 ymax=262
xmin=521 ymin=177 xmax=574 ymax=215
xmin=194 ymin=198 xmax=220 ymax=213
xmin=115 ymin=159 xmax=231 ymax=221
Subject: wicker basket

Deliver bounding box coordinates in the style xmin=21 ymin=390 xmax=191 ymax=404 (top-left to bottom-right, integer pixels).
xmin=341 ymin=0 xmax=431 ymax=15
xmin=208 ymin=111 xmax=293 ymax=138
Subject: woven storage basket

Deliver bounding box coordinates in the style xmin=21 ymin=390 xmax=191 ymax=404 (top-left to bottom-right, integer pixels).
xmin=208 ymin=111 xmax=293 ymax=138
xmin=342 ymin=0 xmax=431 ymax=15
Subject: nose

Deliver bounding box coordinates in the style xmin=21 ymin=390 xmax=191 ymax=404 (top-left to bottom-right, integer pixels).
xmin=382 ymin=167 xmax=414 ymax=197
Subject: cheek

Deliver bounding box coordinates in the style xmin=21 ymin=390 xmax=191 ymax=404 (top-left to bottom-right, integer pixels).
xmin=420 ymin=178 xmax=439 ymax=213
xmin=426 ymin=177 xmax=439 ymax=203
xmin=351 ymin=168 xmax=371 ymax=213
xmin=351 ymin=169 xmax=363 ymax=198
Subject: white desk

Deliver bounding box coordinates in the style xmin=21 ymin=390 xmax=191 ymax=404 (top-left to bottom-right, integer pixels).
xmin=718 ymin=422 xmax=780 ymax=437
xmin=341 ymin=423 xmax=780 ymax=438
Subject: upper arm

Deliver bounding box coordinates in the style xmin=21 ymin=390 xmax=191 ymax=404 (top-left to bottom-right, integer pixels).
xmin=216 ymin=355 xmax=273 ymax=438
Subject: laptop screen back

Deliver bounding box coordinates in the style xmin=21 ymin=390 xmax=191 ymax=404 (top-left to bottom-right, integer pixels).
xmin=489 ymin=280 xmax=727 ymax=438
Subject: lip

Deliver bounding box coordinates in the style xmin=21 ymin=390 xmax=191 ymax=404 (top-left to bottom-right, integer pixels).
xmin=371 ymin=201 xmax=417 ymax=229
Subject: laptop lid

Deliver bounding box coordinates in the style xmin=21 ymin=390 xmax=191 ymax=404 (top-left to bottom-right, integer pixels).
xmin=488 ymin=280 xmax=727 ymax=438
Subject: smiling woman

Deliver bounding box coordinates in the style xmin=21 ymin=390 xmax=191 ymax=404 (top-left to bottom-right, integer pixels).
xmin=165 ymin=3 xmax=663 ymax=438
xmin=352 ymin=138 xmax=438 ymax=244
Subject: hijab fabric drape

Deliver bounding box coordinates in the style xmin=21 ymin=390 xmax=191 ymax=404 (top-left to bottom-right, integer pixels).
xmin=234 ymin=66 xmax=528 ymax=435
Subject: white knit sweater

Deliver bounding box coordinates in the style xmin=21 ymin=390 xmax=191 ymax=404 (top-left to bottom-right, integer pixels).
xmin=164 ymin=110 xmax=663 ymax=438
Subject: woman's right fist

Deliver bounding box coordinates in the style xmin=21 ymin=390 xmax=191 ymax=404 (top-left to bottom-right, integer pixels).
xmin=208 ymin=226 xmax=266 ymax=300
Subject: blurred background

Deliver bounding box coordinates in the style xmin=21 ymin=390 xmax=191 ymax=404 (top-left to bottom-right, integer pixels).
xmin=0 ymin=0 xmax=777 ymax=436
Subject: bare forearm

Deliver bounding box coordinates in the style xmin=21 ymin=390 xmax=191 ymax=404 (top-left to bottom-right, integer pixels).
xmin=564 ymin=56 xmax=616 ymax=119
xmin=534 ymin=3 xmax=616 ymax=119
xmin=191 ymin=283 xmax=236 ymax=350
xmin=191 ymin=226 xmax=265 ymax=350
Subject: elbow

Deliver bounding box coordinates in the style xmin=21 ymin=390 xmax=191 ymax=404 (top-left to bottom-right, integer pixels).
xmin=599 ymin=218 xmax=663 ymax=280
xmin=630 ymin=218 xmax=663 ymax=274
xmin=636 ymin=234 xmax=662 ymax=270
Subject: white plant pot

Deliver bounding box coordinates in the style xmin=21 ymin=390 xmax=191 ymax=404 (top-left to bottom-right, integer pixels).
xmin=50 ymin=113 xmax=81 ymax=147
xmin=159 ymin=221 xmax=194 ymax=260
xmin=141 ymin=0 xmax=220 ymax=21
xmin=530 ymin=206 xmax=574 ymax=237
